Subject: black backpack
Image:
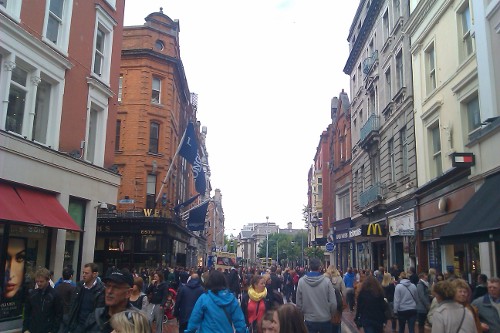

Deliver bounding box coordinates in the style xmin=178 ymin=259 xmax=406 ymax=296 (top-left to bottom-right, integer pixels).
xmin=334 ymin=287 xmax=343 ymax=312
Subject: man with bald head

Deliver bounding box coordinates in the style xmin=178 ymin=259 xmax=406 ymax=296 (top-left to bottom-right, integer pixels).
xmin=174 ymin=273 xmax=204 ymax=333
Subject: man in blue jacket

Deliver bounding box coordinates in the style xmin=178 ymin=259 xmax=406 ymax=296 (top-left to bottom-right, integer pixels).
xmin=174 ymin=273 xmax=204 ymax=333
xmin=343 ymin=267 xmax=356 ymax=312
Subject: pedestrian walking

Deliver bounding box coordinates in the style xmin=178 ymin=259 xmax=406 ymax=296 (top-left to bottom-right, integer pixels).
xmin=296 ymin=258 xmax=336 ymax=333
xmin=55 ymin=267 xmax=76 ymax=333
xmin=343 ymin=267 xmax=356 ymax=312
xmin=185 ymin=270 xmax=246 ymax=333
xmin=146 ymin=271 xmax=169 ymax=333
xmin=23 ymin=267 xmax=63 ymax=333
xmin=67 ymin=263 xmax=105 ymax=333
xmin=382 ymin=272 xmax=397 ymax=332
xmin=173 ymin=273 xmax=204 ymax=333
xmin=355 ymin=275 xmax=387 ymax=333
xmin=430 ymin=280 xmax=476 ymax=333
xmin=84 ymin=269 xmax=136 ymax=333
xmin=324 ymin=265 xmax=346 ymax=333
xmin=394 ymin=272 xmax=417 ymax=333
xmin=452 ymin=278 xmax=481 ymax=333
xmin=416 ymin=272 xmax=431 ymax=333
xmin=241 ymin=274 xmax=272 ymax=332
xmin=129 ymin=277 xmax=148 ymax=310
xmin=471 ymin=276 xmax=500 ymax=332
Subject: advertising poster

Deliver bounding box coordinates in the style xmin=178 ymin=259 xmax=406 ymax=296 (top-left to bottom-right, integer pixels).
xmin=215 ymin=252 xmax=236 ymax=271
xmin=0 ymin=237 xmax=26 ymax=321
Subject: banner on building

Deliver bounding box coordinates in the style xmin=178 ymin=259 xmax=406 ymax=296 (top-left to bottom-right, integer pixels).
xmin=0 ymin=237 xmax=26 ymax=321
xmin=179 ymin=122 xmax=206 ymax=194
xmin=186 ymin=200 xmax=209 ymax=231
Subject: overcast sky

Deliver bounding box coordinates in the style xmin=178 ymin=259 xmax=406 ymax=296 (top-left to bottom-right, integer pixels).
xmin=124 ymin=0 xmax=360 ymax=234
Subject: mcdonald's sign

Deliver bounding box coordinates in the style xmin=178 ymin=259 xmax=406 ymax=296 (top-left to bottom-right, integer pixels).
xmin=362 ymin=223 xmax=386 ymax=236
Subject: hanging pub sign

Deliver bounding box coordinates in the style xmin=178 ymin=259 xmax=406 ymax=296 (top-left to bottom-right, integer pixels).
xmin=451 ymin=152 xmax=475 ymax=167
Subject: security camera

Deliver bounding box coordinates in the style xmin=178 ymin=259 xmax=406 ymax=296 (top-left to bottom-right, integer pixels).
xmin=98 ymin=202 xmax=108 ymax=210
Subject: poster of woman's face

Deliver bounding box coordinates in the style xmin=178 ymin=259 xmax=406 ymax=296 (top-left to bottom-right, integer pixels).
xmin=3 ymin=237 xmax=26 ymax=299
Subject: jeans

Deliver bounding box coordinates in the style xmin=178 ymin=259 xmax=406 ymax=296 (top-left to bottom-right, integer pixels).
xmin=397 ymin=309 xmax=417 ymax=333
xmin=345 ymin=288 xmax=355 ymax=311
xmin=331 ymin=323 xmax=341 ymax=333
xmin=305 ymin=320 xmax=332 ymax=333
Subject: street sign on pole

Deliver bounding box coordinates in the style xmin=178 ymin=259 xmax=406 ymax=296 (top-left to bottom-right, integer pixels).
xmin=325 ymin=242 xmax=335 ymax=253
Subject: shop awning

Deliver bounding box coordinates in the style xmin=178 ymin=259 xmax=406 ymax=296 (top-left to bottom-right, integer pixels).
xmin=0 ymin=182 xmax=81 ymax=231
xmin=440 ymin=172 xmax=500 ymax=244
xmin=0 ymin=182 xmax=42 ymax=225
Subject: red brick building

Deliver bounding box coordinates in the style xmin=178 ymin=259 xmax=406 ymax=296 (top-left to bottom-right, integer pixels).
xmin=0 ymin=0 xmax=124 ymax=330
xmin=96 ymin=9 xmax=206 ymax=271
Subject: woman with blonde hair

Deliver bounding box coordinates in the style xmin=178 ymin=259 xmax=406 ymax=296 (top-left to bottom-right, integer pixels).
xmin=110 ymin=309 xmax=151 ymax=333
xmin=324 ymin=265 xmax=346 ymax=333
xmin=382 ymin=272 xmax=397 ymax=332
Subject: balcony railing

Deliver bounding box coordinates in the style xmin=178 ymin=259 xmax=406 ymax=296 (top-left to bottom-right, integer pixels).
xmin=363 ymin=50 xmax=378 ymax=75
xmin=359 ymin=182 xmax=384 ymax=208
xmin=360 ymin=113 xmax=380 ymax=143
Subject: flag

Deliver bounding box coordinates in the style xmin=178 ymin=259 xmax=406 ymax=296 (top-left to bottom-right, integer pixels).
xmin=173 ymin=194 xmax=200 ymax=214
xmin=178 ymin=122 xmax=206 ymax=194
xmin=187 ymin=200 xmax=209 ymax=231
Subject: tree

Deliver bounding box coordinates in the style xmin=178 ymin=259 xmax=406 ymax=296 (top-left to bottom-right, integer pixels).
xmin=304 ymin=246 xmax=323 ymax=260
xmin=257 ymin=231 xmax=308 ymax=267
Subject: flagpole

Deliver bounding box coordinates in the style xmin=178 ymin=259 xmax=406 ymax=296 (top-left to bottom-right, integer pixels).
xmin=155 ymin=127 xmax=188 ymax=204
xmin=180 ymin=198 xmax=211 ymax=219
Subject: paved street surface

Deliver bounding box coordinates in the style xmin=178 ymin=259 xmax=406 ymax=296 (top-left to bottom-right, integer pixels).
xmin=341 ymin=309 xmax=417 ymax=333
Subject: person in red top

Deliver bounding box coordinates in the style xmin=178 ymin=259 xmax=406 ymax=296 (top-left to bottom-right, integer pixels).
xmin=241 ymin=275 xmax=270 ymax=332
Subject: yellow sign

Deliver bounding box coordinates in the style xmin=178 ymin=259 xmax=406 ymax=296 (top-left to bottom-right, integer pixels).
xmin=366 ymin=223 xmax=384 ymax=236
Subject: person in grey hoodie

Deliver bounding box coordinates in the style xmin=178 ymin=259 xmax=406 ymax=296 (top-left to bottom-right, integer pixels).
xmin=296 ymin=258 xmax=336 ymax=333
xmin=394 ymin=272 xmax=418 ymax=333
xmin=416 ymin=272 xmax=431 ymax=333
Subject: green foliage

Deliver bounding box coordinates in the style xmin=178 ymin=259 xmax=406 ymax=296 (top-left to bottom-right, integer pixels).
xmin=304 ymin=246 xmax=323 ymax=260
xmin=257 ymin=231 xmax=308 ymax=266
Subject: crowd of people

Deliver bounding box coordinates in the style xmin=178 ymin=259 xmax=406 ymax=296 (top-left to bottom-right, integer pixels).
xmin=18 ymin=260 xmax=500 ymax=333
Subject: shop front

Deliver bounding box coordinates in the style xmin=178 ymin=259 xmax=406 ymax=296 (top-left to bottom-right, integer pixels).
xmin=96 ymin=213 xmax=194 ymax=273
xmin=439 ymin=172 xmax=500 ymax=279
xmin=349 ymin=221 xmax=387 ymax=271
xmin=332 ymin=218 xmax=353 ymax=270
xmin=388 ymin=211 xmax=416 ymax=273
xmin=0 ymin=182 xmax=82 ymax=332
xmin=415 ymin=168 xmax=476 ymax=279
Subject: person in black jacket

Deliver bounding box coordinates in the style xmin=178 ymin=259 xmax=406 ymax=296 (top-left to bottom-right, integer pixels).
xmin=67 ymin=263 xmax=105 ymax=333
xmin=23 ymin=267 xmax=63 ymax=333
xmin=173 ymin=273 xmax=204 ymax=333
xmin=145 ymin=271 xmax=169 ymax=333
xmin=55 ymin=267 xmax=76 ymax=333
xmin=355 ymin=275 xmax=387 ymax=333
xmin=84 ymin=269 xmax=135 ymax=333
xmin=228 ymin=266 xmax=241 ymax=298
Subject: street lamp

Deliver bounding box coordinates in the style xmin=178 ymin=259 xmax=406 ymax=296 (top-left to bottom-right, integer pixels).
xmin=265 ymin=216 xmax=269 ymax=267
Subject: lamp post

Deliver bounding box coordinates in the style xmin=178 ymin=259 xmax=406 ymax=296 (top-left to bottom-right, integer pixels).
xmin=265 ymin=216 xmax=269 ymax=267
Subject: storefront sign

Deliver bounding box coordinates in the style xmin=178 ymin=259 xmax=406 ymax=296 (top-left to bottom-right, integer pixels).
xmin=363 ymin=223 xmax=386 ymax=236
xmin=335 ymin=231 xmax=350 ymax=241
xmin=389 ymin=213 xmax=415 ymax=236
xmin=349 ymin=227 xmax=362 ymax=238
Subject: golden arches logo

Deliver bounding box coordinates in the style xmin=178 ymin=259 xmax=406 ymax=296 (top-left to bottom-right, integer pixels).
xmin=367 ymin=223 xmax=383 ymax=236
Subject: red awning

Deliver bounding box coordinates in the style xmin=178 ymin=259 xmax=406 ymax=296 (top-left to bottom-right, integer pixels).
xmin=0 ymin=182 xmax=81 ymax=231
xmin=0 ymin=182 xmax=42 ymax=225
